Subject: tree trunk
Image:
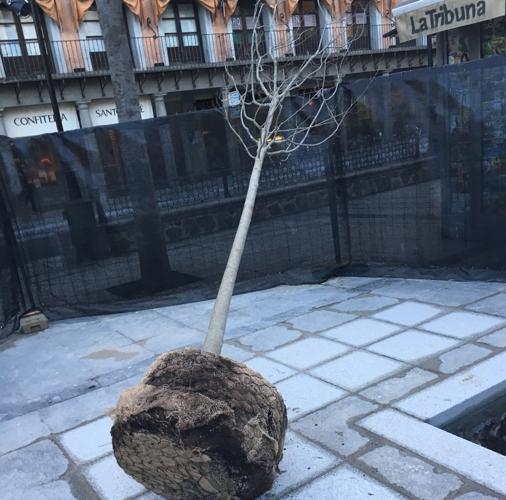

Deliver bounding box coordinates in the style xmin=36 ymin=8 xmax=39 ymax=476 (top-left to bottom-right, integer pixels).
xmin=95 ymin=0 xmax=171 ymax=292
xmin=203 ymin=145 xmax=268 ymax=355
xmin=95 ymin=0 xmax=141 ymax=122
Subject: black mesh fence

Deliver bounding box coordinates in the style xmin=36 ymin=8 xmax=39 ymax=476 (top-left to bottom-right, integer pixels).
xmin=1 ymin=55 xmax=505 ymax=337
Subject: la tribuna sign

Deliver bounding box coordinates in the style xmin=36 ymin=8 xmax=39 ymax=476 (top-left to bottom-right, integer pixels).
xmin=394 ymin=0 xmax=506 ymax=42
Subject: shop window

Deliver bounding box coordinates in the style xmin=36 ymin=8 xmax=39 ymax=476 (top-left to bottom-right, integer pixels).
xmin=13 ymin=136 xmax=87 ymax=212
xmin=482 ymin=17 xmax=506 ymax=58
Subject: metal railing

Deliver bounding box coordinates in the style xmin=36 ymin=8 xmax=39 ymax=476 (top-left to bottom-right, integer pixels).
xmin=0 ymin=25 xmax=423 ymax=81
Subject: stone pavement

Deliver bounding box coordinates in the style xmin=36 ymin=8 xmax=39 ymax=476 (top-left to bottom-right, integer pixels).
xmin=1 ymin=276 xmax=506 ymax=500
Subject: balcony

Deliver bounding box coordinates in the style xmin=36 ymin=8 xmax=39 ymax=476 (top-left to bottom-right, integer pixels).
xmin=0 ymin=25 xmax=423 ymax=83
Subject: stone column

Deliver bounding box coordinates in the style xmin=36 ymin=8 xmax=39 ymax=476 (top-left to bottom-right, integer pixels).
xmin=76 ymin=100 xmax=93 ymax=129
xmin=0 ymin=107 xmax=7 ymax=136
xmin=154 ymin=94 xmax=167 ymax=117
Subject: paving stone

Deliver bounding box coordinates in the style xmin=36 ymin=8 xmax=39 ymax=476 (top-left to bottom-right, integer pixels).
xmin=267 ymin=337 xmax=349 ymax=369
xmin=311 ymin=351 xmax=404 ymax=390
xmin=372 ymin=280 xmax=502 ymax=307
xmin=292 ymin=396 xmax=377 ymax=456
xmin=373 ymin=301 xmax=443 ymax=326
xmin=288 ymin=310 xmax=356 ymax=333
xmin=321 ymin=318 xmax=401 ymax=346
xmin=221 ymin=344 xmax=254 ymax=362
xmin=94 ymin=357 xmax=155 ymax=387
xmin=478 ymin=327 xmax=506 ymax=348
xmin=276 ymin=374 xmax=347 ymax=419
xmin=0 ymin=440 xmax=69 ymax=500
xmin=136 ymin=493 xmax=165 ymax=500
xmin=260 ymin=431 xmax=339 ymax=498
xmin=360 ymin=368 xmax=438 ymax=404
xmin=359 ymin=409 xmax=506 ymax=496
xmin=0 ymin=411 xmax=50 ymax=455
xmin=293 ymin=286 xmax=359 ymax=309
xmin=245 ymin=357 xmax=296 ymax=383
xmin=139 ymin=326 xmax=204 ymax=354
xmin=434 ymin=344 xmax=492 ymax=374
xmin=102 ymin=310 xmax=187 ymax=341
xmin=85 ymin=455 xmax=145 ymax=500
xmin=0 ymin=323 xmax=152 ymax=415
xmin=59 ymin=417 xmax=112 ymax=463
xmin=359 ymin=445 xmax=462 ymax=500
xmin=327 ymin=277 xmax=384 ymax=289
xmin=368 ymin=330 xmax=457 ymax=362
xmin=395 ymin=352 xmax=506 ymax=424
xmin=39 ymin=375 xmax=139 ymax=433
xmin=420 ymin=312 xmax=504 ymax=339
xmin=329 ymin=295 xmax=399 ymax=313
xmin=22 ymin=481 xmax=76 ymax=500
xmin=454 ymin=493 xmax=500 ymax=500
xmin=466 ymin=293 xmax=506 ymax=316
xmin=238 ymin=325 xmax=301 ymax=351
xmin=286 ymin=465 xmax=405 ymax=499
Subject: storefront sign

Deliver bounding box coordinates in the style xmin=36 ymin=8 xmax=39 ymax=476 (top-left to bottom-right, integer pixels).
xmin=3 ymin=103 xmax=80 ymax=138
xmin=89 ymin=96 xmax=154 ymax=126
xmin=393 ymin=0 xmax=506 ymax=42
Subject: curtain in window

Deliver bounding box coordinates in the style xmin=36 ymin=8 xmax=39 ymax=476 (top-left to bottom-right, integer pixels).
xmin=35 ymin=0 xmax=95 ymax=71
xmin=122 ymin=0 xmax=171 ymax=66
xmin=196 ymin=0 xmax=238 ymax=22
xmin=264 ymin=0 xmax=299 ymax=21
xmin=371 ymin=0 xmax=398 ymax=20
xmin=122 ymin=0 xmax=171 ymax=27
xmin=35 ymin=0 xmax=95 ymax=31
xmin=195 ymin=0 xmax=238 ymax=61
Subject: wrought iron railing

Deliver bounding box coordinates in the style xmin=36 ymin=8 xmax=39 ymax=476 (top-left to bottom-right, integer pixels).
xmin=0 ymin=25 xmax=423 ymax=81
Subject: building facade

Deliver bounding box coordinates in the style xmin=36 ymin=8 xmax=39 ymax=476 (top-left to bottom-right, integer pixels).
xmin=0 ymin=0 xmax=430 ymax=138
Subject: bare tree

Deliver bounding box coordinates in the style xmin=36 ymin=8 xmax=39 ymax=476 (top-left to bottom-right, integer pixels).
xmin=111 ymin=5 xmax=378 ymax=498
xmin=203 ymin=0 xmax=370 ymax=355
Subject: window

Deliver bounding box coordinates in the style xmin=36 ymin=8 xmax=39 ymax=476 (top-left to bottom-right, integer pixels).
xmin=231 ymin=3 xmax=262 ymax=59
xmin=482 ymin=18 xmax=506 ymax=58
xmin=292 ymin=0 xmax=319 ymax=55
xmin=159 ymin=2 xmax=203 ymax=63
xmin=0 ymin=10 xmax=42 ymax=77
xmin=80 ymin=5 xmax=108 ymax=71
xmin=346 ymin=0 xmax=370 ymax=51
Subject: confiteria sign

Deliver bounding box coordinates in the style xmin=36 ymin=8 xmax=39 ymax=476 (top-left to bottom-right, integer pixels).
xmin=393 ymin=0 xmax=506 ymax=42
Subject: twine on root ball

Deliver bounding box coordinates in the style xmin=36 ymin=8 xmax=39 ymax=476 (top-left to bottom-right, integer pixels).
xmin=111 ymin=348 xmax=288 ymax=500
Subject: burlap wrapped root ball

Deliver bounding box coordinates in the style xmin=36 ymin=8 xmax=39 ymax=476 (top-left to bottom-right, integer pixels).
xmin=111 ymin=348 xmax=288 ymax=499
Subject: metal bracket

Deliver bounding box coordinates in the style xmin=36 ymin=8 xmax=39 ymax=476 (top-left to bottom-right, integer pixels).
xmin=36 ymin=80 xmax=44 ymax=102
xmin=349 ymin=57 xmax=356 ymax=73
xmin=207 ymin=67 xmax=215 ymax=87
xmin=13 ymin=82 xmax=21 ymax=104
xmin=79 ymin=78 xmax=87 ymax=99
xmin=191 ymin=69 xmax=199 ymax=89
xmin=156 ymin=72 xmax=165 ymax=92
xmin=138 ymin=73 xmax=147 ymax=93
xmin=99 ymin=76 xmax=109 ymax=97
xmin=174 ymin=71 xmax=181 ymax=90
xmin=361 ymin=55 xmax=368 ymax=72
xmin=57 ymin=79 xmax=65 ymax=100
